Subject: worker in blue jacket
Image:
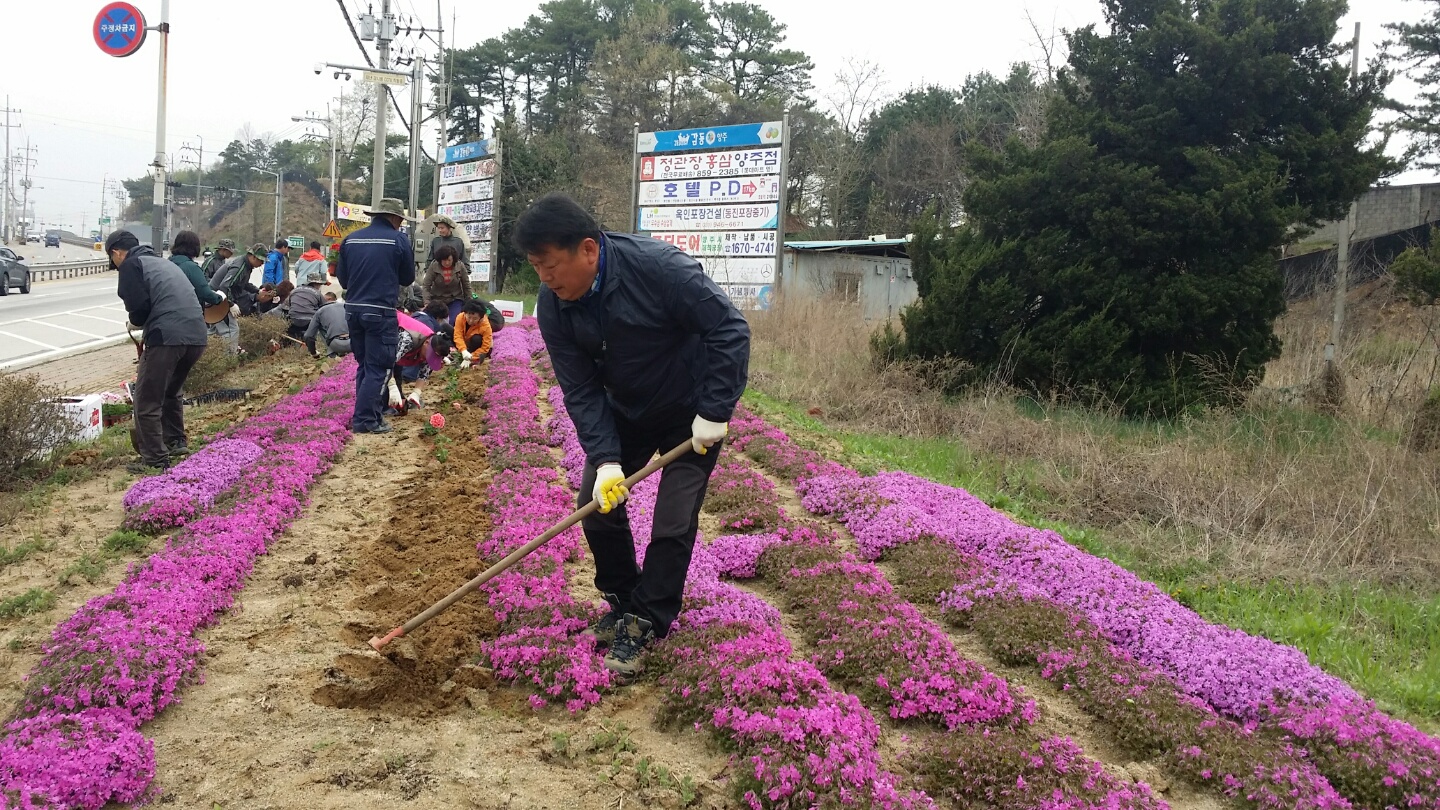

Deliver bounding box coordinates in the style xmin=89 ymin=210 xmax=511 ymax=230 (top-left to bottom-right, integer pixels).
xmin=335 ymin=198 xmax=416 ymax=434
xmin=262 ymin=239 xmax=291 ymax=286
xmin=522 ymin=193 xmax=750 ymax=678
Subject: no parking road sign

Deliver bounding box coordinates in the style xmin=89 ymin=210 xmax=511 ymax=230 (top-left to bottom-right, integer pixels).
xmin=94 ymin=2 xmax=147 ymax=58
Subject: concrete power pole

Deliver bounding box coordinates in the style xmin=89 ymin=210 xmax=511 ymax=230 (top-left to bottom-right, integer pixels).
xmin=1 ymin=98 xmax=20 ymax=244
xmin=371 ymin=0 xmax=394 ymax=208
xmin=16 ymin=141 xmax=36 ymax=241
xmin=1325 ymin=22 xmax=1362 ymax=378
xmin=430 ymin=1 xmax=450 ymax=209
xmin=407 ymin=60 xmax=424 ymax=218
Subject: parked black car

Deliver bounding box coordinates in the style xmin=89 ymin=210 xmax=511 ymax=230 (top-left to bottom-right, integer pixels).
xmin=0 ymin=247 xmax=31 ymax=295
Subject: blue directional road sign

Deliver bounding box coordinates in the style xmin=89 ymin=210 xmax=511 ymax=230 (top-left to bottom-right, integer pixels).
xmin=440 ymin=140 xmax=493 ymax=165
xmin=637 ymin=121 xmax=783 ymax=154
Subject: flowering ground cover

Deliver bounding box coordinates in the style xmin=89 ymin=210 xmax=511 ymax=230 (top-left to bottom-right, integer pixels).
xmin=120 ymin=438 xmax=265 ymax=532
xmin=0 ymin=360 xmax=357 ymax=809
xmin=698 ymin=449 xmax=1173 ymax=810
xmin=728 ymin=406 xmax=1440 ymax=810
xmin=474 ymin=324 xmax=611 ymax=712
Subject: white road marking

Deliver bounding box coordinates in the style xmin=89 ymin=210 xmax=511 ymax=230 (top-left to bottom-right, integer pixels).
xmin=0 ymin=329 xmax=59 ymax=351
xmin=26 ymin=319 xmax=105 ymax=339
xmin=0 ymin=302 xmax=127 ymax=328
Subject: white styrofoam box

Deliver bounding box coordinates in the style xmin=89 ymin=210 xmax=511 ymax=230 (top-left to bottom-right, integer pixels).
xmin=56 ymin=394 xmax=103 ymax=444
xmin=491 ymin=299 xmax=525 ymax=324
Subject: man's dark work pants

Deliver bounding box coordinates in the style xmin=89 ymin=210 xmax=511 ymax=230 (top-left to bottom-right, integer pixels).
xmin=346 ymin=308 xmax=398 ymax=431
xmin=578 ymin=415 xmax=721 ymax=637
xmin=133 ymin=344 xmax=205 ymax=466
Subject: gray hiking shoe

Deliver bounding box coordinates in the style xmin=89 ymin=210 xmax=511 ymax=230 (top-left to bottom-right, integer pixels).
xmin=603 ymin=613 xmax=654 ymax=678
xmin=580 ymin=593 xmax=625 ymax=647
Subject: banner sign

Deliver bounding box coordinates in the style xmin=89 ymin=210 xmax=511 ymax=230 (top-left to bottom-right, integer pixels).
xmin=441 ymin=140 xmax=493 ymax=164
xmin=470 ymin=262 xmax=491 ymax=284
xmin=335 ymin=200 xmax=370 ymax=223
xmin=438 ymin=178 xmax=494 ymax=205
xmin=640 ymin=148 xmax=781 ymax=182
xmin=436 ymin=200 xmax=494 ymax=223
xmin=439 ymin=158 xmax=497 ymax=186
xmin=638 ymin=121 xmax=782 ymax=154
xmin=714 ymin=283 xmax=774 ymax=312
xmin=638 ymin=176 xmax=780 ymax=206
xmin=460 ymin=220 xmax=495 ymax=243
xmin=470 ymin=244 xmax=492 ymax=265
xmin=651 ymin=230 xmax=777 ymax=258
xmin=695 ymin=258 xmax=778 ymax=285
xmin=639 ymin=204 xmax=777 ymax=232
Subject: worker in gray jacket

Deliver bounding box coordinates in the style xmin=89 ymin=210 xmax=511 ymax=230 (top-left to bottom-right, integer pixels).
xmin=304 ymin=300 xmax=352 ymax=357
xmin=109 ymin=230 xmax=209 ymax=474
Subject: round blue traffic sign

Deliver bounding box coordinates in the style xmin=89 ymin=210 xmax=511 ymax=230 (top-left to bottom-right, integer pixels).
xmin=93 ymin=2 xmax=147 ymax=58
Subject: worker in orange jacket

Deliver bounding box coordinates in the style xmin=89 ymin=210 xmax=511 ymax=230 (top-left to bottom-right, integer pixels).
xmin=452 ymin=298 xmax=493 ymax=368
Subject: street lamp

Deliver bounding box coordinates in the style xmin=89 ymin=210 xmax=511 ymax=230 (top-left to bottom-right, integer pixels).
xmin=249 ymin=166 xmax=282 ymax=245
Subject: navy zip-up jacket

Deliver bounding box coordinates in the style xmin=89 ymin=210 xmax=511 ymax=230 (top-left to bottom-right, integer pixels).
xmin=537 ymin=232 xmax=751 ymax=467
xmin=335 ymin=218 xmax=415 ymax=309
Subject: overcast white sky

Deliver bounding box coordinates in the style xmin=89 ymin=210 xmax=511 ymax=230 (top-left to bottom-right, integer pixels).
xmin=0 ymin=0 xmax=1427 ymax=233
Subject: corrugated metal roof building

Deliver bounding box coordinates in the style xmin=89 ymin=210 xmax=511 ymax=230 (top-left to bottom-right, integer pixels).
xmin=780 ymin=238 xmax=913 ymax=321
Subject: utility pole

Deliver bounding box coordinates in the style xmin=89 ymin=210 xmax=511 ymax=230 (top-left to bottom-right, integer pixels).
xmin=1 ymin=98 xmax=20 ymax=244
xmin=430 ymin=1 xmax=450 ymax=208
xmin=181 ymin=136 xmax=203 ymax=222
xmin=372 ymin=0 xmax=395 ymax=207
xmin=16 ymin=141 xmax=37 ymax=241
xmin=149 ymin=0 xmax=171 ymax=251
xmin=1326 ymin=21 xmax=1362 ymax=377
xmin=407 ymin=59 xmax=424 ymax=219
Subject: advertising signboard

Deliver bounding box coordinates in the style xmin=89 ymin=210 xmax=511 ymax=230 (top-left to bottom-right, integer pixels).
xmin=638 ymin=204 xmax=777 ymax=232
xmin=638 ymin=176 xmax=780 ymax=206
xmin=640 ymin=148 xmax=781 ymax=182
xmin=650 ymin=231 xmax=777 ymax=258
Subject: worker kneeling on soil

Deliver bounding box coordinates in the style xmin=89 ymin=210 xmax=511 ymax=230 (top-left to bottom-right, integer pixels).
xmin=518 ymin=193 xmax=750 ymax=677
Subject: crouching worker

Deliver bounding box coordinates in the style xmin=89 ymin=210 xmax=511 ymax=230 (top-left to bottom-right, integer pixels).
xmin=385 ymin=310 xmax=455 ymax=413
xmin=453 ymin=298 xmax=493 ymax=369
xmin=304 ymin=297 xmax=352 ymax=358
xmin=520 ymin=193 xmax=750 ymax=677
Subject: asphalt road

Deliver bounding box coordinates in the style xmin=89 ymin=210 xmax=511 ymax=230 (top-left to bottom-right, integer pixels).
xmin=3 ymin=241 xmax=106 ymax=266
xmin=0 ymin=273 xmax=129 ymax=370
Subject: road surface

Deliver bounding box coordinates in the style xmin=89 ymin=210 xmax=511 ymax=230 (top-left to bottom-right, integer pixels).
xmin=2 ymin=241 xmax=106 ymax=266
xmin=0 ymin=273 xmax=129 ymax=371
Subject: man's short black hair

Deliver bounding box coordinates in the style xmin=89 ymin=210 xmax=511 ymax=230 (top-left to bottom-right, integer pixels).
xmin=462 ymin=298 xmax=487 ymax=317
xmin=171 ymin=230 xmax=201 ymax=259
xmin=424 ymin=301 xmax=449 ymax=321
xmin=275 ymin=239 xmax=290 ymax=250
xmin=512 ymin=193 xmax=602 ymax=256
xmin=310 ymin=241 xmax=322 ymax=251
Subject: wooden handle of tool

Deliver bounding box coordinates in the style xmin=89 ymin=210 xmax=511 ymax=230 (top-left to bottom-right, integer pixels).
xmin=369 ymin=440 xmax=695 ymax=651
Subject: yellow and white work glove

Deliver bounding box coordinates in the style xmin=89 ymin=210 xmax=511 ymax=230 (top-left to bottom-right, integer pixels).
xmin=691 ymin=416 xmax=728 ymax=455
xmin=592 ymin=463 xmax=630 ymax=514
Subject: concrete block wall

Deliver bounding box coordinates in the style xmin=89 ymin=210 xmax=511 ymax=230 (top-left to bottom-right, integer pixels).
xmin=1312 ymin=182 xmax=1440 ymax=244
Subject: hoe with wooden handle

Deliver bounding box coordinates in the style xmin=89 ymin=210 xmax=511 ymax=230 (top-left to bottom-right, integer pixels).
xmin=368 ymin=441 xmax=694 ymax=652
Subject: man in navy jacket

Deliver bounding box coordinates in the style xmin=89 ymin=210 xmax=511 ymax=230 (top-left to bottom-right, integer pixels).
xmin=336 ymin=198 xmax=415 ymax=433
xmin=521 ymin=193 xmax=750 ymax=677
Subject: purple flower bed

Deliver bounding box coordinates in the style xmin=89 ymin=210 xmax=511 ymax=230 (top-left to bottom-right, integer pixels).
xmin=728 ymin=407 xmax=1440 ymax=810
xmin=474 ymin=323 xmax=611 ymax=712
xmin=121 ymin=439 xmax=265 ymax=532
xmin=0 ymin=360 xmax=357 ymax=809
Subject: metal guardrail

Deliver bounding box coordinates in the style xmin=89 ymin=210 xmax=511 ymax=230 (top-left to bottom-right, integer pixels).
xmin=26 ymin=259 xmax=112 ymax=283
